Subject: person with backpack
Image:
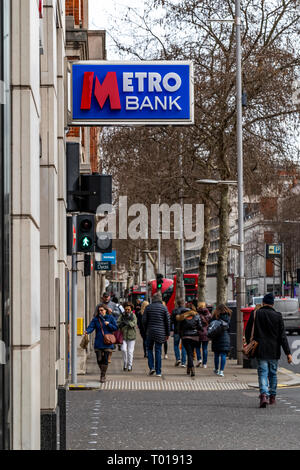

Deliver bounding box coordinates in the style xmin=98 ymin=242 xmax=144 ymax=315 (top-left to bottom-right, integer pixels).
xmin=176 ymin=305 xmax=203 ymax=377
xmin=210 ymin=304 xmax=232 ymax=377
xmin=196 ymin=302 xmax=212 ymax=368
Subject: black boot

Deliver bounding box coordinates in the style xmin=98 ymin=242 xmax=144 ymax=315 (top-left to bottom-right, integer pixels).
xmin=190 ymin=367 xmax=195 ymax=377
xmin=259 ymin=394 xmax=268 ymax=408
xmin=100 ymin=365 xmax=108 ymax=383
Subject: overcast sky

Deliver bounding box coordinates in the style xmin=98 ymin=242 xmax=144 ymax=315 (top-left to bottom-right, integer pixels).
xmin=89 ymin=0 xmax=144 ymax=59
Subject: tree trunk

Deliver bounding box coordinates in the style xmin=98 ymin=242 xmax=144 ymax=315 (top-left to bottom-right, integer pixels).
xmin=217 ymin=185 xmax=230 ymax=305
xmin=197 ymin=200 xmax=211 ymax=303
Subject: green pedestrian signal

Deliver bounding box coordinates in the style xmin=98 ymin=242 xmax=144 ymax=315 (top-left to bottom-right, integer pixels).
xmin=80 ymin=236 xmax=93 ymax=250
xmin=76 ymin=214 xmax=95 ymax=253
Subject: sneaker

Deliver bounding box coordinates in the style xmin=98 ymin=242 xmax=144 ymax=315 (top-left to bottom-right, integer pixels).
xmin=127 ymin=366 xmax=132 ymax=372
xmin=149 ymin=369 xmax=156 ymax=376
xmin=203 ymin=364 xmax=207 ymax=369
xmin=181 ymin=363 xmax=186 ymax=367
xmin=196 ymin=360 xmax=202 ymax=368
xmin=164 ymin=354 xmax=168 ymax=359
xmin=219 ymin=371 xmax=224 ymax=377
xmin=213 ymin=369 xmax=219 ymax=375
xmin=123 ymin=366 xmax=127 ymax=371
xmin=156 ymin=373 xmax=162 ymax=377
xmin=175 ymin=360 xmax=181 ymax=366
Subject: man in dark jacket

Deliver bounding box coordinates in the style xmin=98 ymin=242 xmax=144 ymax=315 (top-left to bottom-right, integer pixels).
xmin=245 ymin=292 xmax=292 ymax=408
xmin=142 ymin=292 xmax=170 ymax=377
xmin=171 ymin=299 xmax=187 ymax=367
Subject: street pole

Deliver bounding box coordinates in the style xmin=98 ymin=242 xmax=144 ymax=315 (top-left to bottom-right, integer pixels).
xmin=235 ymin=0 xmax=246 ymax=366
xmin=158 ymin=197 xmax=161 ymax=275
xmin=145 ymin=252 xmax=149 ymax=302
xmin=281 ymin=243 xmax=285 ymax=297
xmin=71 ymin=214 xmax=78 ymax=384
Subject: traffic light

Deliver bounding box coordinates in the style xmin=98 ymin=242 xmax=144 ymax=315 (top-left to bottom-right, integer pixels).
xmin=84 ymin=254 xmax=91 ymax=277
xmin=77 ymin=214 xmax=95 ymax=252
xmin=156 ymin=273 xmax=164 ymax=291
xmin=95 ymin=231 xmax=112 ymax=253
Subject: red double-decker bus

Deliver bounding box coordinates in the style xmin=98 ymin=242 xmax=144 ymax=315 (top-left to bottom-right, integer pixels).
xmin=162 ymin=274 xmax=199 ymax=313
xmin=150 ymin=278 xmax=174 ymax=297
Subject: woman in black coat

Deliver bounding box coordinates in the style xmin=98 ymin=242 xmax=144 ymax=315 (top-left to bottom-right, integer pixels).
xmin=176 ymin=307 xmax=203 ymax=377
xmin=211 ymin=304 xmax=232 ymax=377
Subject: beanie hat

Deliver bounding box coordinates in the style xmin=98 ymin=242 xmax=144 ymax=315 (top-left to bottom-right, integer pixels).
xmin=263 ymin=293 xmax=274 ymax=305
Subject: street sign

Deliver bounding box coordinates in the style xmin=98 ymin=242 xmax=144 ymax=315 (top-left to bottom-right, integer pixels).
xmin=95 ymin=261 xmax=112 ymax=271
xmin=70 ymin=61 xmax=194 ymax=126
xmin=101 ymin=250 xmax=116 ymax=265
xmin=266 ymin=243 xmax=282 ymax=258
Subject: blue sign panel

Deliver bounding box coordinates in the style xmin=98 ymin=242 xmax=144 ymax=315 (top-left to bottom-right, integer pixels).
xmin=71 ymin=61 xmax=194 ymax=125
xmin=101 ymin=250 xmax=116 ymax=265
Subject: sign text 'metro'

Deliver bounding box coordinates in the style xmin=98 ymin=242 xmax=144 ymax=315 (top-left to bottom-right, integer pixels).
xmin=71 ymin=61 xmax=194 ymax=126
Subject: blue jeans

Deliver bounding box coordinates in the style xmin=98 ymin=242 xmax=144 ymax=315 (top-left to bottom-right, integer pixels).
xmin=257 ymin=359 xmax=278 ymax=397
xmin=173 ymin=334 xmax=186 ymax=365
xmin=214 ymin=352 xmax=227 ymax=371
xmin=196 ymin=342 xmax=208 ymax=365
xmin=147 ymin=337 xmax=162 ymax=375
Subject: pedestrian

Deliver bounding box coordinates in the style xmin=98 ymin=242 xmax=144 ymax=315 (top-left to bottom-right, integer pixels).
xmin=84 ymin=304 xmax=118 ymax=383
xmin=211 ymin=304 xmax=232 ymax=377
xmin=196 ymin=302 xmax=212 ymax=368
xmin=138 ymin=300 xmax=149 ymax=358
xmin=142 ymin=292 xmax=170 ymax=377
xmin=162 ymin=301 xmax=169 ymax=359
xmin=112 ymin=295 xmax=125 ymax=316
xmin=171 ymin=298 xmax=187 ymax=367
xmin=117 ymin=302 xmax=137 ymax=372
xmin=245 ymin=293 xmax=292 ymax=408
xmin=176 ymin=305 xmax=203 ymax=377
xmin=101 ymin=292 xmax=122 ymax=320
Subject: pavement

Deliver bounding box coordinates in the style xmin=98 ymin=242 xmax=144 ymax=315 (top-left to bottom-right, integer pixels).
xmin=67 ymin=335 xmax=300 ymax=451
xmin=69 ymin=334 xmax=300 ymax=391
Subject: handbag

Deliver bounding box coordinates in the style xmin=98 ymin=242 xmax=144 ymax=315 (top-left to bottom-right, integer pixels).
xmin=207 ymin=319 xmax=228 ymax=339
xmin=114 ymin=329 xmax=124 ymax=345
xmin=80 ymin=334 xmax=89 ymax=350
xmin=99 ymin=317 xmax=116 ymax=345
xmin=243 ymin=310 xmax=259 ymax=358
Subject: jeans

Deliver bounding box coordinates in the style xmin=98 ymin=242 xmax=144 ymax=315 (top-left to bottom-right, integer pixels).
xmin=214 ymin=352 xmax=227 ymax=372
xmin=196 ymin=342 xmax=208 ymax=365
xmin=173 ymin=334 xmax=186 ymax=365
xmin=257 ymin=359 xmax=278 ymax=397
xmin=121 ymin=339 xmax=136 ymax=368
xmin=147 ymin=337 xmax=163 ymax=375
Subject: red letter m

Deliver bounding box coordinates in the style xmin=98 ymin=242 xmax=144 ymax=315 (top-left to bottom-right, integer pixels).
xmin=80 ymin=71 xmax=121 ymax=110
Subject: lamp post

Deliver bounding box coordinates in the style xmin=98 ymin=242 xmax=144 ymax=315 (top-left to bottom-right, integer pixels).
xmin=235 ymin=0 xmax=246 ymax=366
xmin=159 ymin=230 xmax=185 ymax=299
xmin=142 ymin=250 xmax=158 ymax=301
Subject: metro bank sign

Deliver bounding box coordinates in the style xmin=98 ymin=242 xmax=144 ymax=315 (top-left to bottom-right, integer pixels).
xmin=71 ymin=61 xmax=194 ymax=125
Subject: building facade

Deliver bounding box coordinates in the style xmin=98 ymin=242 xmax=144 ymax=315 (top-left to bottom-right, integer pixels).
xmin=0 ymin=0 xmax=106 ymax=450
xmin=0 ymin=0 xmax=11 ymax=450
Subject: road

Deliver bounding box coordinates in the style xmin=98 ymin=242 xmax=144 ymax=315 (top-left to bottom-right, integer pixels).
xmin=66 ymin=387 xmax=300 ymax=451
